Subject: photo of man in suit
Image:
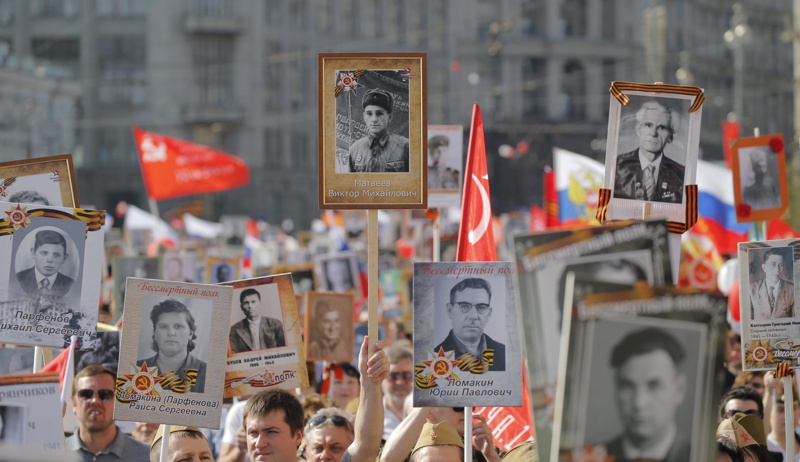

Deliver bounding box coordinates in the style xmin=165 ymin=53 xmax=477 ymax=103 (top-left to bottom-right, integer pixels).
xmin=434 ymin=277 xmax=505 ymax=372
xmin=614 ymin=100 xmax=685 ymax=204
xmin=750 ymin=247 xmax=795 ymax=320
xmin=16 ymin=229 xmax=75 ymax=299
xmin=229 ymin=288 xmax=286 ymax=353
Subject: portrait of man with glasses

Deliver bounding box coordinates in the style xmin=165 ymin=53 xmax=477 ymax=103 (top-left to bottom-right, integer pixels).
xmin=433 ymin=277 xmax=506 ymax=372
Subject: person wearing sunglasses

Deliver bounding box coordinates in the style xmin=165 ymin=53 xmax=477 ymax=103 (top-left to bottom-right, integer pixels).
xmin=303 ymin=408 xmax=355 ymax=462
xmin=434 ymin=278 xmax=506 ymax=372
xmin=719 ymin=386 xmax=764 ymax=422
xmin=137 ymin=298 xmax=207 ymax=393
xmin=66 ymin=365 xmax=150 ymax=461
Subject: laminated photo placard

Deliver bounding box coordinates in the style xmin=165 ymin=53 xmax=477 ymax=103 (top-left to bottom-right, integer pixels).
xmin=222 ymin=274 xmax=309 ymax=399
xmin=0 ymin=373 xmax=64 ymax=451
xmin=114 ymin=278 xmax=232 ymax=427
xmin=731 ymin=134 xmax=789 ymax=223
xmin=553 ymin=288 xmax=726 ymax=462
xmin=0 ymin=154 xmax=79 ymax=207
xmin=0 ymin=202 xmax=105 ymax=348
xmin=413 ymin=262 xmax=521 ymax=407
xmin=304 ymin=292 xmax=355 ymax=363
xmin=427 ymin=125 xmax=464 ymax=208
xmin=739 ymin=239 xmax=800 ymax=371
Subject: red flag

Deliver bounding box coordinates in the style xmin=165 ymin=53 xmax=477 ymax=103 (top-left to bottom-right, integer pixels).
xmin=721 ymin=121 xmax=740 ymax=169
xmin=457 ymin=104 xmax=497 ymax=261
xmin=457 ymin=104 xmax=535 ymax=448
xmin=37 ymin=343 xmax=76 ymax=396
xmin=543 ymin=166 xmax=559 ymax=228
xmin=133 ymin=126 xmax=250 ymax=201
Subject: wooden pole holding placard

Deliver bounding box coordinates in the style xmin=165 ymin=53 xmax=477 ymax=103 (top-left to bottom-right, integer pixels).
xmin=160 ymin=424 xmax=171 ymax=462
xmin=367 ymin=210 xmax=378 ymax=348
xmin=432 ymin=209 xmax=440 ymax=263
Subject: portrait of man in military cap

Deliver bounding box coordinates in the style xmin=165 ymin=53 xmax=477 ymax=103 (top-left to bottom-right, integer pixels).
xmin=348 ymin=88 xmax=410 ymax=173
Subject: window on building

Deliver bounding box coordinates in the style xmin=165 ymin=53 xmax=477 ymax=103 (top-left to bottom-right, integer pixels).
xmin=561 ymin=0 xmax=586 ymax=37
xmin=264 ymin=129 xmax=283 ymax=168
xmin=315 ymin=0 xmax=332 ymax=35
xmin=97 ymin=0 xmax=148 ymax=17
xmin=98 ymin=36 xmax=147 ymax=107
xmin=521 ymin=0 xmax=545 ymax=37
xmin=189 ymin=0 xmax=232 ymax=17
xmin=0 ymin=0 xmax=14 ymax=23
xmin=264 ymin=42 xmax=283 ymax=111
xmin=192 ymin=36 xmax=234 ymax=106
xmin=265 ymin=0 xmax=282 ymax=25
xmin=30 ymin=0 xmax=80 ymax=17
xmin=522 ymin=58 xmax=546 ymax=116
xmin=97 ymin=128 xmax=137 ymax=166
xmin=562 ymin=60 xmax=586 ymax=119
xmin=290 ymin=0 xmax=307 ymax=28
xmin=31 ymin=38 xmax=79 ymax=76
xmin=291 ymin=132 xmax=311 ymax=169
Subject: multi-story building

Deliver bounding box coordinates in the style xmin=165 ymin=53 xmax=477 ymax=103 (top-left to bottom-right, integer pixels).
xmin=0 ymin=0 xmax=792 ymax=225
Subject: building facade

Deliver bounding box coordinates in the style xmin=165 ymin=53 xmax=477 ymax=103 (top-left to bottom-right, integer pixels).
xmin=0 ymin=0 xmax=792 ymax=224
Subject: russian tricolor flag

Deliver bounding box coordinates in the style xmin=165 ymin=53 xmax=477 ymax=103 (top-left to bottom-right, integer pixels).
xmin=553 ymin=147 xmax=604 ymax=226
xmin=695 ymin=160 xmax=749 ymax=255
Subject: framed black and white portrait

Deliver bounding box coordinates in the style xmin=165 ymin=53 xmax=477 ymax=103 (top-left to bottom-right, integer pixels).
xmin=602 ymin=82 xmax=703 ymax=225
xmin=304 ymin=292 xmax=355 ymax=363
xmin=0 ymin=154 xmax=79 ymax=207
xmin=732 ymin=134 xmax=789 ymax=223
xmin=315 ymin=253 xmax=361 ymax=296
xmin=318 ymin=53 xmax=427 ymax=209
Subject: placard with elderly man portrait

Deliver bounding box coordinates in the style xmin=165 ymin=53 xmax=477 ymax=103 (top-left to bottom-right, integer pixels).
xmin=114 ymin=278 xmax=232 ymax=427
xmin=731 ymin=134 xmax=789 ymax=223
xmin=412 ymin=262 xmax=522 ymax=407
xmin=601 ymin=82 xmax=704 ymax=225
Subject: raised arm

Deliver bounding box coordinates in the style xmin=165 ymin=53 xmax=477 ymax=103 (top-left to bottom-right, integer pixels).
xmin=349 ymin=336 xmax=389 ymax=462
xmin=379 ymin=406 xmax=429 ymax=462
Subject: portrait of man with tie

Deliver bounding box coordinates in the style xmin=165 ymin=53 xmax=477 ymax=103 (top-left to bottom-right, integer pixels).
xmin=228 ymin=287 xmax=286 ymax=354
xmin=749 ymin=247 xmax=795 ymax=320
xmin=14 ymin=228 xmax=77 ymax=301
xmin=613 ymin=99 xmax=687 ymax=204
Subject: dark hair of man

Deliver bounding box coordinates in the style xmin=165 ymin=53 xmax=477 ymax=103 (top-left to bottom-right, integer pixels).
xmin=149 ymin=429 xmax=207 ymax=462
xmin=719 ymin=386 xmax=764 ymax=419
xmin=338 ymin=362 xmax=360 ymax=381
xmin=610 ymin=328 xmax=685 ymax=370
xmin=763 ymin=247 xmax=786 ymax=263
xmin=239 ymin=288 xmax=261 ymax=305
xmin=34 ymin=229 xmax=67 ymax=254
xmin=150 ymin=298 xmax=197 ymax=353
xmin=385 ymin=346 xmax=413 ymax=365
xmin=449 ymin=278 xmax=492 ymax=305
xmin=72 ymin=364 xmax=116 ymax=396
xmin=243 ymin=389 xmax=305 ymax=436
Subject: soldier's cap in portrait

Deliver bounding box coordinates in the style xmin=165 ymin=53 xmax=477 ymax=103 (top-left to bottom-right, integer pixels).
xmin=362 ymin=88 xmax=393 ymax=113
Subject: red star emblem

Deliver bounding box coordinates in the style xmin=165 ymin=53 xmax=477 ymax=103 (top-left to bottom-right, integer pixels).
xmin=122 ymin=361 xmax=163 ymax=395
xmin=52 ymin=169 xmax=60 ymax=177
xmin=739 ymin=430 xmax=751 ymax=443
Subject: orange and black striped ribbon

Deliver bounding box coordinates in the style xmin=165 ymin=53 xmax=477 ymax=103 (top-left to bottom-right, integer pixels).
xmin=0 ymin=207 xmax=105 ymax=236
xmin=610 ymin=81 xmax=704 ymax=113
xmin=114 ymin=368 xmax=198 ymax=403
xmin=595 ymin=185 xmax=698 ymax=234
xmin=413 ymin=349 xmax=495 ymax=390
xmin=334 ymin=69 xmax=367 ymax=97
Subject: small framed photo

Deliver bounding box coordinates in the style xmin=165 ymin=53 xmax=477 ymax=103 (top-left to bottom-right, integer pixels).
xmin=0 ymin=202 xmax=105 ymax=348
xmin=732 ymin=134 xmax=788 ymax=223
xmin=413 ymin=262 xmax=522 ymax=407
xmin=220 ymin=215 xmax=249 ymax=255
xmin=124 ymin=227 xmax=152 ymax=256
xmin=222 ymin=274 xmax=308 ymax=398
xmin=318 ymin=52 xmax=427 ymax=210
xmin=205 ymin=256 xmax=240 ymax=284
xmin=602 ymin=82 xmax=704 ymax=224
xmin=739 ymin=239 xmax=800 ymax=371
xmin=162 ymin=254 xmax=198 ymax=283
xmin=427 ymin=125 xmax=464 ymax=208
xmin=113 ymin=256 xmax=161 ymax=319
xmin=0 ymin=154 xmax=79 ymax=207
xmin=315 ymin=252 xmax=361 ymax=296
xmin=304 ymin=292 xmax=355 ymax=362
xmin=272 ymin=263 xmax=316 ymax=296
xmin=114 ymin=278 xmax=233 ymax=427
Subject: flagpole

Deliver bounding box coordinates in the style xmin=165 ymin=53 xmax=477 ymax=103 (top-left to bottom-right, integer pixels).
xmin=61 ymin=336 xmax=77 ymax=407
xmin=432 ymin=209 xmax=440 ymax=262
xmin=367 ymin=210 xmax=378 ymax=348
xmin=148 ymin=197 xmax=161 ymax=221
xmin=159 ymin=424 xmax=171 ymax=462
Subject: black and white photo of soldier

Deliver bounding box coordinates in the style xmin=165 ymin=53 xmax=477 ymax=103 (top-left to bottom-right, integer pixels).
xmin=613 ymin=96 xmax=691 ymax=204
xmin=136 ymin=297 xmax=212 ymax=393
xmin=335 ymin=69 xmax=410 ymax=173
xmin=748 ymin=247 xmax=795 ymax=320
xmin=739 ymin=146 xmax=781 ymax=210
xmin=319 ymin=255 xmax=358 ymax=293
xmin=427 ymin=134 xmax=459 ymax=189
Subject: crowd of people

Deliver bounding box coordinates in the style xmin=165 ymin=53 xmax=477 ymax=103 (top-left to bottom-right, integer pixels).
xmin=63 ymin=335 xmax=534 ymax=462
